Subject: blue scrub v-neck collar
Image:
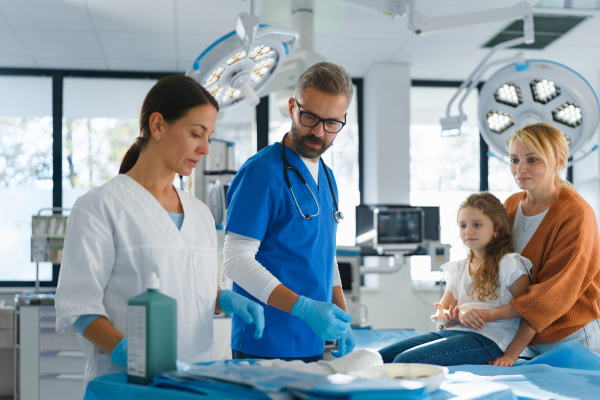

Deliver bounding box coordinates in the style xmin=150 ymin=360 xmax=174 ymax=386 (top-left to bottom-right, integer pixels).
xmin=280 ymin=142 xmax=322 ymax=194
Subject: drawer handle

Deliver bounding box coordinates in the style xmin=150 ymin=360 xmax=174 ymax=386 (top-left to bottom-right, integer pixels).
xmin=39 ymin=317 xmax=57 ymax=321
xmin=40 ymin=351 xmax=60 ymax=356
xmin=39 ymin=306 xmax=56 ymax=310
xmin=39 ymin=374 xmax=60 ymax=379
xmin=39 ymin=328 xmax=57 ymax=333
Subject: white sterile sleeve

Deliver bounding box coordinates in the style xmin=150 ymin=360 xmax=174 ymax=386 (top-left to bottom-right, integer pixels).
xmin=222 ymin=232 xmax=282 ymax=304
xmin=333 ymin=256 xmax=341 ymax=287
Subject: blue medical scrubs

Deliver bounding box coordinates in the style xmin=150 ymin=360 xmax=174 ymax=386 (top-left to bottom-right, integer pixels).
xmin=226 ymin=142 xmax=338 ymax=358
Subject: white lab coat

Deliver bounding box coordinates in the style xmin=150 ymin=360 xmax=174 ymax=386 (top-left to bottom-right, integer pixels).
xmin=55 ymin=174 xmax=217 ymax=387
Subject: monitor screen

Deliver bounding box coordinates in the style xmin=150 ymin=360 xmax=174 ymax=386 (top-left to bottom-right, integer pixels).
xmin=376 ymin=209 xmax=423 ymax=244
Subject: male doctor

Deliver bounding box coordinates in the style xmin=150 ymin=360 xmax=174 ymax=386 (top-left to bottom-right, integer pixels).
xmin=223 ymin=62 xmax=355 ymax=361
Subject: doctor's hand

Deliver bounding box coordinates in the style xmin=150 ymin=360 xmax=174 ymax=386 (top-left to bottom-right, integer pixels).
xmin=111 ymin=337 xmax=127 ymax=367
xmin=219 ymin=290 xmax=265 ymax=339
xmin=331 ymin=326 xmax=355 ymax=358
xmin=291 ymin=296 xmax=353 ymax=342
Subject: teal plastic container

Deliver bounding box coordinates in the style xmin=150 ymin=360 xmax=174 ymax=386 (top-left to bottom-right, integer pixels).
xmin=127 ymin=272 xmax=177 ymax=385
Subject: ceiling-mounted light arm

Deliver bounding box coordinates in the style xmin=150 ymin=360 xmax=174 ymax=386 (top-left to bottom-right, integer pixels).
xmin=334 ymin=0 xmax=407 ymax=19
xmin=428 ymin=1 xmax=534 ymax=134
xmin=407 ymin=0 xmax=534 ymax=38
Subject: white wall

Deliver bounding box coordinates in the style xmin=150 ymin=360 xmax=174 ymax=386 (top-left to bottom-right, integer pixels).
xmin=360 ymin=62 xmax=438 ymax=333
xmin=363 ymin=63 xmax=411 ymax=205
xmin=574 ymin=70 xmax=600 ymax=225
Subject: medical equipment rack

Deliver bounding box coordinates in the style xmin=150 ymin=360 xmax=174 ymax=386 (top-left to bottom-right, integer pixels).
xmin=30 ymin=208 xmax=69 ymax=293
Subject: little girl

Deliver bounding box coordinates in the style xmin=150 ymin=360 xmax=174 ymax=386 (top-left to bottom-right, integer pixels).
xmin=379 ymin=192 xmax=536 ymax=367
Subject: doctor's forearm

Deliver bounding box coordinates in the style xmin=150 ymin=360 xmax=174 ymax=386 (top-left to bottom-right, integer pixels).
xmin=82 ymin=316 xmax=125 ymax=355
xmin=267 ymin=284 xmax=300 ymax=313
xmin=332 ymin=286 xmax=347 ymax=311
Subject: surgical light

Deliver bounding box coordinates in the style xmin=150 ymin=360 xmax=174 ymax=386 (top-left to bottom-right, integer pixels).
xmin=495 ymin=83 xmax=522 ymax=107
xmin=479 ymin=60 xmax=600 ymax=162
xmin=487 ymin=110 xmax=514 ymax=133
xmin=553 ymin=102 xmax=582 ymax=127
xmin=186 ymin=11 xmax=299 ymax=110
xmin=531 ymin=79 xmax=560 ymax=104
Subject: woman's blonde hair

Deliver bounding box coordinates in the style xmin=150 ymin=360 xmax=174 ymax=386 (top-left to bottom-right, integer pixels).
xmin=459 ymin=192 xmax=514 ymax=302
xmin=506 ymin=122 xmax=574 ymax=190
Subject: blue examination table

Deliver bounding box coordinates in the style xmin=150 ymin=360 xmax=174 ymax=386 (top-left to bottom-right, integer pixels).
xmin=84 ymin=329 xmax=600 ymax=400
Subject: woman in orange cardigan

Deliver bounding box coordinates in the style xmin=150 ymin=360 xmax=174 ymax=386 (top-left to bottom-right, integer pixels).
xmin=448 ymin=122 xmax=600 ymax=359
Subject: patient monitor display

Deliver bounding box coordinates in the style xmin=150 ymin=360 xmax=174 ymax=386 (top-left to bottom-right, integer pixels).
xmin=374 ymin=208 xmax=424 ymax=246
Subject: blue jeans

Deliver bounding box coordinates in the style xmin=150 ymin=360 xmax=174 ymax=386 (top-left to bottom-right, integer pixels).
xmin=378 ymin=330 xmax=503 ymax=366
xmin=521 ymin=318 xmax=600 ymax=358
xmin=231 ymin=349 xmax=323 ymax=363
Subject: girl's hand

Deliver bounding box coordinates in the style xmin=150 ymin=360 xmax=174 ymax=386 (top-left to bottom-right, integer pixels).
xmin=458 ymin=307 xmax=485 ymax=330
xmin=430 ymin=303 xmax=449 ymax=329
xmin=444 ymin=305 xmax=461 ymax=326
xmin=489 ymin=354 xmax=516 ymax=367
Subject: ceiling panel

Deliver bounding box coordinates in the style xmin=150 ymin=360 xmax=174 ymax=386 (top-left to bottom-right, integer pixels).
xmin=18 ymin=29 xmax=105 ymax=59
xmin=326 ymin=37 xmax=404 ymax=76
xmin=98 ymin=32 xmax=176 ymax=61
xmin=86 ymin=0 xmax=175 ymax=33
xmin=0 ymin=29 xmax=31 ymax=56
xmin=36 ymin=57 xmax=107 ymax=70
xmin=107 ymin=58 xmax=177 ymax=72
xmin=0 ymin=0 xmax=92 ymax=30
xmin=177 ymin=0 xmax=249 ymax=34
xmin=0 ymin=56 xmax=37 ymax=68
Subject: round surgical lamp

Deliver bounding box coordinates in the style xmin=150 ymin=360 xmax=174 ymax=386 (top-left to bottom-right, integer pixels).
xmin=186 ymin=12 xmax=299 ymax=111
xmin=479 ymin=60 xmax=600 ymax=162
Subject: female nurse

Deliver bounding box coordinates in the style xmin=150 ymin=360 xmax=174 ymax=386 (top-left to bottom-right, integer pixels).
xmin=448 ymin=122 xmax=600 ymax=360
xmin=55 ymin=75 xmax=264 ymax=387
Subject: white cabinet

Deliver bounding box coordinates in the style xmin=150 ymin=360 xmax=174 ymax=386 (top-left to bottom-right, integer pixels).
xmin=15 ymin=296 xmax=85 ymax=400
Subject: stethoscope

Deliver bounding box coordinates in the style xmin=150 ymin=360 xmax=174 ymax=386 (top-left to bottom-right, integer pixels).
xmin=281 ymin=133 xmax=343 ymax=223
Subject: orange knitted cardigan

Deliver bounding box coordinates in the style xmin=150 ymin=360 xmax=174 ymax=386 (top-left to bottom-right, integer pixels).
xmin=505 ymin=187 xmax=600 ymax=345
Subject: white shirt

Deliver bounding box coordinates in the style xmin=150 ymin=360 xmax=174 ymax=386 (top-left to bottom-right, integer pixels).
xmin=301 ymin=157 xmax=320 ymax=188
xmin=55 ymin=175 xmax=217 ymax=386
xmin=512 ymin=200 xmax=549 ymax=254
xmin=441 ymin=253 xmax=533 ymax=351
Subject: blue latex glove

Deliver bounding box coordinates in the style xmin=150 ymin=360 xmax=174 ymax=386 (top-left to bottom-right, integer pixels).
xmin=291 ymin=295 xmax=353 ymax=341
xmin=111 ymin=337 xmax=127 ymax=366
xmin=331 ymin=326 xmax=355 ymax=358
xmin=219 ymin=290 xmax=265 ymax=339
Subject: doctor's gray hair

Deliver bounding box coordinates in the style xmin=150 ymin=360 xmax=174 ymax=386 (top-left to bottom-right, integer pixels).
xmin=119 ymin=75 xmax=219 ymax=174
xmin=295 ymin=62 xmax=353 ymax=109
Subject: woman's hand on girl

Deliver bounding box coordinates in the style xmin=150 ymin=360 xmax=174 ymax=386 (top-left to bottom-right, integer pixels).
xmin=489 ymin=354 xmax=516 ymax=367
xmin=458 ymin=307 xmax=485 ymax=330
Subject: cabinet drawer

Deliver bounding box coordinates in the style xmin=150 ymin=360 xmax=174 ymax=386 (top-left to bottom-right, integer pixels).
xmin=39 ymin=317 xmax=57 ymax=329
xmin=40 ymin=351 xmax=86 ymax=373
xmin=39 ymin=306 xmax=56 ymax=318
xmin=39 ymin=330 xmax=81 ymax=351
xmin=0 ymin=329 xmax=13 ymax=348
xmin=39 ymin=374 xmax=85 ymax=400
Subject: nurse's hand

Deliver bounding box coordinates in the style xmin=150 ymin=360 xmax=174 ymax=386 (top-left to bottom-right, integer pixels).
xmin=111 ymin=337 xmax=127 ymax=366
xmin=291 ymin=296 xmax=353 ymax=342
xmin=331 ymin=326 xmax=355 ymax=358
xmin=219 ymin=290 xmax=265 ymax=339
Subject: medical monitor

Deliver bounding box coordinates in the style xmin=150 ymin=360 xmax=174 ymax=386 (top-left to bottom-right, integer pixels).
xmin=373 ymin=207 xmax=424 ymax=248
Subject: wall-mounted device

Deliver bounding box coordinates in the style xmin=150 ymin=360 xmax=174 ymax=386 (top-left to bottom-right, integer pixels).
xmin=373 ymin=207 xmax=424 ymax=250
xmin=194 ymin=139 xmax=237 ymax=227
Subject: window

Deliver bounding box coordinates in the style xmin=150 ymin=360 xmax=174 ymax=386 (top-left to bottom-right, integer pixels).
xmin=267 ymin=85 xmax=360 ymax=246
xmin=409 ymin=86 xmax=480 ymax=262
xmin=212 ymin=101 xmax=256 ymax=170
xmin=62 ymin=78 xmax=157 ymax=208
xmin=0 ymin=76 xmax=54 ymax=281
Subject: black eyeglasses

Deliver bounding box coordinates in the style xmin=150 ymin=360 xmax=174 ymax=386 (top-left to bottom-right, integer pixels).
xmin=295 ymin=99 xmax=346 ymax=134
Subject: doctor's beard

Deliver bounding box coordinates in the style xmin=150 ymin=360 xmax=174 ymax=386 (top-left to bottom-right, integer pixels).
xmin=289 ymin=122 xmax=334 ymax=160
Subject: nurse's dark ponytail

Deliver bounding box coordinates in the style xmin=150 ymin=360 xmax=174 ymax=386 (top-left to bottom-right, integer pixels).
xmin=119 ymin=75 xmax=219 ymax=174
